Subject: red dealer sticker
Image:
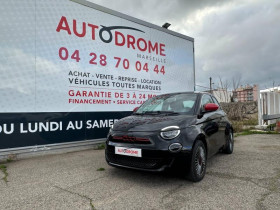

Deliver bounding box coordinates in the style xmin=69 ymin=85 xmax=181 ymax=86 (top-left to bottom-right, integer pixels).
xmin=115 ymin=147 xmax=142 ymax=157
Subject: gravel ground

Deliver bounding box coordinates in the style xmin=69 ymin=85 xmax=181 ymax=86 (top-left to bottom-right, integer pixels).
xmin=0 ymin=134 xmax=279 ymax=210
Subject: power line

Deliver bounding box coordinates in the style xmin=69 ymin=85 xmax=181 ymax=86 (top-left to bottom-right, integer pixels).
xmin=195 ymin=84 xmax=210 ymax=90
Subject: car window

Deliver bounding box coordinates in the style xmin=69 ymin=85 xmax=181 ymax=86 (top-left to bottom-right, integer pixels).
xmin=152 ymin=102 xmax=163 ymax=111
xmin=136 ymin=93 xmax=197 ymax=114
xmin=211 ymin=96 xmax=220 ymax=106
xmin=143 ymin=99 xmax=164 ymax=111
xmin=201 ymin=94 xmax=213 ymax=108
xmin=183 ymin=101 xmax=195 ymax=108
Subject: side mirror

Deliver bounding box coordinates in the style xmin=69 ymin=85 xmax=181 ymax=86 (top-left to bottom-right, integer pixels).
xmin=204 ymin=103 xmax=219 ymax=112
xmin=133 ymin=107 xmax=139 ymax=112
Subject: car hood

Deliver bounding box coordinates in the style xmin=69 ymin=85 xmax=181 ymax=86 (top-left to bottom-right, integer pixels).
xmin=113 ymin=114 xmax=196 ymax=132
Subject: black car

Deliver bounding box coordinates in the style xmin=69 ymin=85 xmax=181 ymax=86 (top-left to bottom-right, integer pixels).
xmin=105 ymin=92 xmax=234 ymax=182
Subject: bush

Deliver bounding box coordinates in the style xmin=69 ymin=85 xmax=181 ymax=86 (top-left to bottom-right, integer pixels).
xmin=220 ymin=101 xmax=258 ymax=121
xmin=242 ymin=118 xmax=258 ymax=126
xmin=232 ymin=121 xmax=244 ymax=133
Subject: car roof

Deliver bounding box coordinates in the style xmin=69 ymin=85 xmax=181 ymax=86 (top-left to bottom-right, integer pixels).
xmin=156 ymin=91 xmax=211 ymax=96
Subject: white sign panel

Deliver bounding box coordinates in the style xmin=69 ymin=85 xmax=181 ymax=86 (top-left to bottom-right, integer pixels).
xmin=0 ymin=0 xmax=194 ymax=113
xmin=115 ymin=147 xmax=142 ymax=157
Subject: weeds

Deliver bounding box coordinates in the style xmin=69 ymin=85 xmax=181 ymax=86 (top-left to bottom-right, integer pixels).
xmin=242 ymin=118 xmax=258 ymax=126
xmin=0 ymin=164 xmax=8 ymax=183
xmin=97 ymin=167 xmax=105 ymax=171
xmin=96 ymin=143 xmax=105 ymax=150
xmin=90 ymin=200 xmax=96 ymax=210
xmin=6 ymin=158 xmax=13 ymax=163
xmin=235 ymin=130 xmax=279 ymax=137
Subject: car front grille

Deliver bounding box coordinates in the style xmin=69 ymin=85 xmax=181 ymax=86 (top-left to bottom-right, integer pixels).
xmin=106 ymin=152 xmax=172 ymax=170
xmin=110 ymin=135 xmax=151 ymax=144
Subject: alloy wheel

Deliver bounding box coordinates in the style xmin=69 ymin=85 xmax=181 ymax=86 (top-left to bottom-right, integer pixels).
xmin=194 ymin=146 xmax=206 ymax=176
xmin=229 ymin=132 xmax=233 ymax=151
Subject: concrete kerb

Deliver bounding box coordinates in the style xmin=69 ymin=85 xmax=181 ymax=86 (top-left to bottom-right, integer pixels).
xmin=0 ymin=139 xmax=106 ymax=162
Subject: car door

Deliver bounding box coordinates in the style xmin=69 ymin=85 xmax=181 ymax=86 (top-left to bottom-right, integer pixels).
xmin=198 ymin=94 xmax=222 ymax=157
xmin=211 ymin=96 xmax=227 ymax=147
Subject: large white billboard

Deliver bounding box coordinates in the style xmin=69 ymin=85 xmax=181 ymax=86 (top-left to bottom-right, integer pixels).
xmin=0 ymin=0 xmax=194 ymax=149
xmin=0 ymin=0 xmax=194 ymax=113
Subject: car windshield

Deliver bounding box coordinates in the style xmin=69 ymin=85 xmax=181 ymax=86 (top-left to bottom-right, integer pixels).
xmin=135 ymin=93 xmax=197 ymax=115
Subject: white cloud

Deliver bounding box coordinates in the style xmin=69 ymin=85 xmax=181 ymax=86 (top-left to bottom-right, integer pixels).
xmin=89 ymin=0 xmax=280 ymax=90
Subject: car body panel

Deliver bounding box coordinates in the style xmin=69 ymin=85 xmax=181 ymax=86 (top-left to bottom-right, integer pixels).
xmin=105 ymin=92 xmax=233 ymax=172
xmin=113 ymin=114 xmax=197 ymax=132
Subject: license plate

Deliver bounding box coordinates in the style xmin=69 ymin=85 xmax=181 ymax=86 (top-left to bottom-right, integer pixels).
xmin=115 ymin=147 xmax=142 ymax=157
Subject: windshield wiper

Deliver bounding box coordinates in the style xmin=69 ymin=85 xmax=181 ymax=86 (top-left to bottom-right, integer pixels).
xmin=141 ymin=111 xmax=179 ymax=115
xmin=133 ymin=112 xmax=144 ymax=115
xmin=141 ymin=111 xmax=159 ymax=115
xmin=133 ymin=111 xmax=181 ymax=115
xmin=163 ymin=111 xmax=180 ymax=115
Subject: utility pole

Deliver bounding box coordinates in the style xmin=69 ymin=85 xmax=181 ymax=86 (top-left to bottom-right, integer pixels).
xmin=209 ymin=77 xmax=213 ymax=93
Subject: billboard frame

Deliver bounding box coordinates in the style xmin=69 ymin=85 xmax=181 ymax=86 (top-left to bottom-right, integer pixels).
xmin=0 ymin=0 xmax=196 ymax=157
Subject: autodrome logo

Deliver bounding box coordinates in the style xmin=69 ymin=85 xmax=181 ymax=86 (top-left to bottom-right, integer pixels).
xmin=56 ymin=16 xmax=166 ymax=56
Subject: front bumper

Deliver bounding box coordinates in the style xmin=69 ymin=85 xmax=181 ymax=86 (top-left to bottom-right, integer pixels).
xmin=105 ymin=127 xmax=197 ymax=172
xmin=105 ymin=142 xmax=191 ymax=172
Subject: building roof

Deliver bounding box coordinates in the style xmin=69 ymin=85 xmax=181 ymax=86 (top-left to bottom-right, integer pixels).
xmin=260 ymin=86 xmax=280 ymax=93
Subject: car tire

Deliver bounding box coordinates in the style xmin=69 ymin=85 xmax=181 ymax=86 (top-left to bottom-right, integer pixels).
xmin=187 ymin=140 xmax=207 ymax=182
xmin=224 ymin=129 xmax=234 ymax=154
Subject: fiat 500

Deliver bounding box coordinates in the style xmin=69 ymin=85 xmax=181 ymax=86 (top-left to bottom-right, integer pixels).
xmin=105 ymin=92 xmax=234 ymax=182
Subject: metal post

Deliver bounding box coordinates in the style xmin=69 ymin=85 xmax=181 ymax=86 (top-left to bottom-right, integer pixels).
xmin=193 ymin=44 xmax=196 ymax=91
xmin=258 ymin=88 xmax=262 ymax=126
xmin=210 ymin=77 xmax=212 ymax=93
xmin=267 ymin=92 xmax=271 ymax=125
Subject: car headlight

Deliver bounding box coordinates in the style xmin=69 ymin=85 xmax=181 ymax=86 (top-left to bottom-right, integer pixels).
xmin=160 ymin=126 xmax=180 ymax=140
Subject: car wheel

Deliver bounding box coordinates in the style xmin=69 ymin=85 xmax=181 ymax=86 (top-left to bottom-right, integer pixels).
xmin=187 ymin=140 xmax=207 ymax=182
xmin=224 ymin=129 xmax=234 ymax=154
